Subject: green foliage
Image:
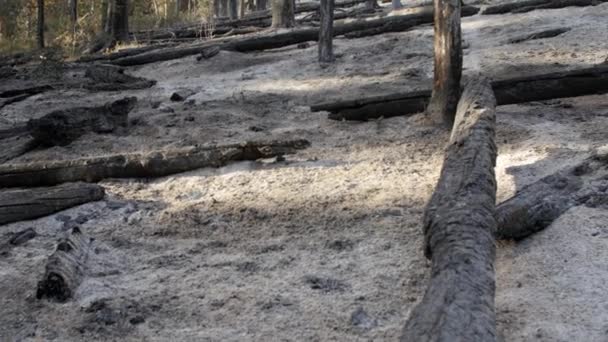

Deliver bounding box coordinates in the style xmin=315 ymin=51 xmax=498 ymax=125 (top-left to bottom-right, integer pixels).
xmin=0 ymin=0 xmax=217 ymax=56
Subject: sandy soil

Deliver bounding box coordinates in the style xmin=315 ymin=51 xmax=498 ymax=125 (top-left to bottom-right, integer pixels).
xmin=1 ymin=1 xmax=608 ymax=341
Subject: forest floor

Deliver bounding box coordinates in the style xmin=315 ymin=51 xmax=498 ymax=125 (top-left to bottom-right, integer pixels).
xmin=1 ymin=0 xmax=608 ymax=341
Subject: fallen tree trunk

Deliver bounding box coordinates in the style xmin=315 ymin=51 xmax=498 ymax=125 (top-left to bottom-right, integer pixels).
xmin=36 ymin=227 xmax=93 ymax=302
xmin=27 ymin=97 xmax=137 ymax=147
xmin=111 ymin=5 xmax=480 ymax=66
xmin=497 ymin=153 xmax=608 ymax=240
xmin=0 ymin=85 xmax=53 ymax=100
xmin=0 ymin=134 xmax=38 ymax=164
xmin=83 ymin=65 xmax=156 ymax=91
xmin=78 ymin=43 xmax=178 ymax=63
xmin=0 ymin=183 xmax=105 ymax=225
xmin=506 ymin=27 xmax=570 ymax=44
xmin=401 ymin=78 xmax=497 ymax=340
xmin=0 ymin=139 xmax=310 ymax=188
xmin=482 ymin=0 xmax=608 ymax=15
xmin=314 ymin=64 xmax=608 ymax=120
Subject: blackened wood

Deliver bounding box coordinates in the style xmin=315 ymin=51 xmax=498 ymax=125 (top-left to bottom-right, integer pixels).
xmin=401 ymin=77 xmax=497 ymax=341
xmin=319 ymin=0 xmax=335 ymax=62
xmin=482 ymin=0 xmax=608 ymax=15
xmin=37 ymin=0 xmax=45 ymax=49
xmin=497 ymin=153 xmax=608 ymax=240
xmin=27 ymin=97 xmax=137 ymax=147
xmin=9 ymin=228 xmax=37 ymax=245
xmin=426 ymin=0 xmax=462 ymax=126
xmin=111 ymin=5 xmax=480 ymax=66
xmin=0 ymin=139 xmax=310 ymax=188
xmin=0 ymin=134 xmax=38 ymax=164
xmin=314 ymin=65 xmax=608 ymax=120
xmin=36 ymin=227 xmax=93 ymax=302
xmin=83 ymin=65 xmax=156 ymax=90
xmin=0 ymin=183 xmax=105 ymax=225
xmin=507 ymin=27 xmax=570 ymax=44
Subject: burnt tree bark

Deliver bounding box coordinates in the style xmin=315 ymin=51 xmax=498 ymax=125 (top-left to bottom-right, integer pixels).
xmin=313 ymin=65 xmax=608 ymax=120
xmin=36 ymin=227 xmax=93 ymax=302
xmin=272 ymin=0 xmax=295 ymax=28
xmin=221 ymin=0 xmax=230 ymax=17
xmin=112 ymin=6 xmax=480 ymax=66
xmin=426 ymin=0 xmax=462 ymax=126
xmin=402 ymin=77 xmax=497 ymax=341
xmin=0 ymin=183 xmax=105 ymax=225
xmin=27 ymin=97 xmax=137 ymax=147
xmin=318 ymin=0 xmax=335 ymax=63
xmin=69 ymin=0 xmax=78 ymax=26
xmin=497 ymin=153 xmax=608 ymax=240
xmin=37 ymin=0 xmax=45 ymax=49
xmin=0 ymin=139 xmax=310 ymax=188
xmin=230 ymin=0 xmax=239 ymax=19
xmin=112 ymin=0 xmax=129 ymax=42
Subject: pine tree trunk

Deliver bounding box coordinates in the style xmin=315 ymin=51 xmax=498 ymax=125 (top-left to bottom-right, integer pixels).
xmin=257 ymin=0 xmax=268 ymax=10
xmin=112 ymin=0 xmax=129 ymax=42
xmin=271 ymin=0 xmax=295 ymax=28
xmin=426 ymin=0 xmax=462 ymax=127
xmin=37 ymin=0 xmax=45 ymax=49
xmin=230 ymin=0 xmax=239 ymax=19
xmin=318 ymin=0 xmax=335 ymax=62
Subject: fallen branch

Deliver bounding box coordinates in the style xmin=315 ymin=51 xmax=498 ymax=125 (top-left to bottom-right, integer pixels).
xmin=402 ymin=78 xmax=497 ymax=340
xmin=27 ymin=97 xmax=138 ymax=147
xmin=482 ymin=0 xmax=608 ymax=15
xmin=36 ymin=227 xmax=93 ymax=302
xmin=313 ymin=65 xmax=608 ymax=120
xmin=507 ymin=27 xmax=570 ymax=44
xmin=111 ymin=5 xmax=480 ymax=66
xmin=0 ymin=183 xmax=105 ymax=225
xmin=0 ymin=139 xmax=310 ymax=188
xmin=497 ymin=153 xmax=608 ymax=240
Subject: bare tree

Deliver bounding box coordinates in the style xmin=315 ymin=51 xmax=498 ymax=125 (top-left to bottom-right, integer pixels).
xmin=37 ymin=0 xmax=45 ymax=49
xmin=112 ymin=0 xmax=129 ymax=42
xmin=271 ymin=0 xmax=295 ymax=28
xmin=318 ymin=0 xmax=334 ymax=62
xmin=426 ymin=0 xmax=462 ymax=126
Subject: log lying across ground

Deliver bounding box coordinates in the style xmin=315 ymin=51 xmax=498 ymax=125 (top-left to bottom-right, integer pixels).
xmin=497 ymin=153 xmax=608 ymax=240
xmin=111 ymin=5 xmax=480 ymax=66
xmin=506 ymin=27 xmax=570 ymax=44
xmin=0 ymin=139 xmax=310 ymax=188
xmin=27 ymin=97 xmax=138 ymax=147
xmin=0 ymin=183 xmax=105 ymax=225
xmin=0 ymin=85 xmax=53 ymax=109
xmin=83 ymin=65 xmax=156 ymax=91
xmin=482 ymin=0 xmax=608 ymax=15
xmin=36 ymin=227 xmax=93 ymax=302
xmin=313 ymin=64 xmax=608 ymax=120
xmin=402 ymin=78 xmax=497 ymax=340
xmin=0 ymin=134 xmax=38 ymax=164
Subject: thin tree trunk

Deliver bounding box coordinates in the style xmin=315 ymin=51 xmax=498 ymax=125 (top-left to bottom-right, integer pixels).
xmin=257 ymin=0 xmax=268 ymax=10
xmin=401 ymin=77 xmax=497 ymax=341
xmin=214 ymin=0 xmax=221 ymax=17
xmin=112 ymin=0 xmax=129 ymax=42
xmin=69 ymin=0 xmax=78 ymax=26
xmin=426 ymin=0 xmax=462 ymax=126
xmin=221 ymin=0 xmax=229 ymax=16
xmin=101 ymin=0 xmax=109 ymax=32
xmin=37 ymin=0 xmax=45 ymax=49
xmin=240 ymin=0 xmax=247 ymax=17
xmin=230 ymin=0 xmax=239 ymax=19
xmin=271 ymin=0 xmax=295 ymax=28
xmin=318 ymin=0 xmax=335 ymax=62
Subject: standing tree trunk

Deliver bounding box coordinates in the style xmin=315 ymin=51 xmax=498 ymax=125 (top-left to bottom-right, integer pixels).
xmin=271 ymin=0 xmax=295 ymax=28
xmin=229 ymin=0 xmax=239 ymax=18
xmin=392 ymin=0 xmax=403 ymax=9
xmin=401 ymin=77 xmax=497 ymax=341
xmin=101 ymin=0 xmax=112 ymax=33
xmin=220 ymin=0 xmax=229 ymax=17
xmin=37 ymin=0 xmax=45 ymax=49
xmin=318 ymin=0 xmax=334 ymax=62
xmin=214 ymin=0 xmax=221 ymax=17
xmin=366 ymin=0 xmax=379 ymax=9
xmin=112 ymin=0 xmax=129 ymax=42
xmin=426 ymin=0 xmax=462 ymax=126
xmin=69 ymin=0 xmax=78 ymax=26
xmin=257 ymin=0 xmax=268 ymax=10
